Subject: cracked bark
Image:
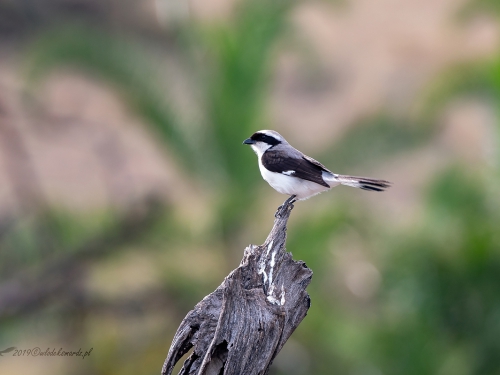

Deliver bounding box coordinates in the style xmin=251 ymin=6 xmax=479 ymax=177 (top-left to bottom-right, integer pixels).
xmin=162 ymin=197 xmax=313 ymax=375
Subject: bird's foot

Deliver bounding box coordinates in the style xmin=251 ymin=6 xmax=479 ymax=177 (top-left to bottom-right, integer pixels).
xmin=276 ymin=195 xmax=297 ymax=218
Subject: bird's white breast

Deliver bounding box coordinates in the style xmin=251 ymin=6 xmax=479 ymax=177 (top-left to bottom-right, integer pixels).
xmin=257 ymin=157 xmax=332 ymax=200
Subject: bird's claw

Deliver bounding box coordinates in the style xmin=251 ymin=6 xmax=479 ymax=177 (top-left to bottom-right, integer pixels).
xmin=275 ymin=195 xmax=297 ymax=218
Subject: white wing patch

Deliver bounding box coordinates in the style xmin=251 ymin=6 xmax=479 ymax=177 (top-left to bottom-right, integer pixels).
xmin=282 ymin=170 xmax=295 ymax=176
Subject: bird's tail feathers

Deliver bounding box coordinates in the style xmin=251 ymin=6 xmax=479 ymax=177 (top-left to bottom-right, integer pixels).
xmin=335 ymin=174 xmax=391 ymax=192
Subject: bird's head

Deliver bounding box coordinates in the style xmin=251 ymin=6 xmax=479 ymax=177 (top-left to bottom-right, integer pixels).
xmin=243 ymin=130 xmax=286 ymax=156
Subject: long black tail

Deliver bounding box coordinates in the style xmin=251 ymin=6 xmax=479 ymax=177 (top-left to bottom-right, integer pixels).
xmin=336 ymin=175 xmax=391 ymax=192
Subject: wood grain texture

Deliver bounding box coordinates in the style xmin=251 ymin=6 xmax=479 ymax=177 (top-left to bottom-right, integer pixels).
xmin=162 ymin=196 xmax=313 ymax=375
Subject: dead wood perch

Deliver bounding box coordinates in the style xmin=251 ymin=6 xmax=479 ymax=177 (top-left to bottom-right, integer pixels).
xmin=161 ymin=196 xmax=313 ymax=375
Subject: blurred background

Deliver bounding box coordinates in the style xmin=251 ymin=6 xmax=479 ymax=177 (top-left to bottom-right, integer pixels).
xmin=0 ymin=0 xmax=499 ymax=374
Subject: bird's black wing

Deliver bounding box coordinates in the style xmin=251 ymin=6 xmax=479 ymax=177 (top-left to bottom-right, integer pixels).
xmin=262 ymin=150 xmax=330 ymax=187
xmin=302 ymin=154 xmax=333 ymax=173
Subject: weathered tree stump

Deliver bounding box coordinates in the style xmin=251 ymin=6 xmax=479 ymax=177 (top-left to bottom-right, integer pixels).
xmin=161 ymin=197 xmax=313 ymax=375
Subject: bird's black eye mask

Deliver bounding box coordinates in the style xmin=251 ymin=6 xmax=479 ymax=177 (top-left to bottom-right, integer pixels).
xmin=250 ymin=133 xmax=281 ymax=146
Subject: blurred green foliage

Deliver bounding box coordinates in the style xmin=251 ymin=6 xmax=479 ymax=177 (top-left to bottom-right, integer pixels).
xmin=24 ymin=0 xmax=293 ymax=243
xmin=1 ymin=0 xmax=500 ymax=375
xmin=24 ymin=25 xmax=194 ymax=170
xmin=319 ymin=115 xmax=433 ymax=171
xmin=460 ymin=0 xmax=500 ymax=18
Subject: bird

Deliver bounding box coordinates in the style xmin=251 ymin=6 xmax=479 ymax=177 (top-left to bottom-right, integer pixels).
xmin=0 ymin=347 xmax=16 ymax=356
xmin=243 ymin=130 xmax=391 ymax=201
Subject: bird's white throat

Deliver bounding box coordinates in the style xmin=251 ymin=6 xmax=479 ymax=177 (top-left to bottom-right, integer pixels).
xmin=250 ymin=142 xmax=272 ymax=157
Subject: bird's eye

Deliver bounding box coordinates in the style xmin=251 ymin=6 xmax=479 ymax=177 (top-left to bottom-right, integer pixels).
xmin=264 ymin=135 xmax=280 ymax=146
xmin=249 ymin=133 xmax=280 ymax=146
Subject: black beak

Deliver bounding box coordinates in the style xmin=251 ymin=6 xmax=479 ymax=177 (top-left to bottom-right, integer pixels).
xmin=243 ymin=138 xmax=255 ymax=145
